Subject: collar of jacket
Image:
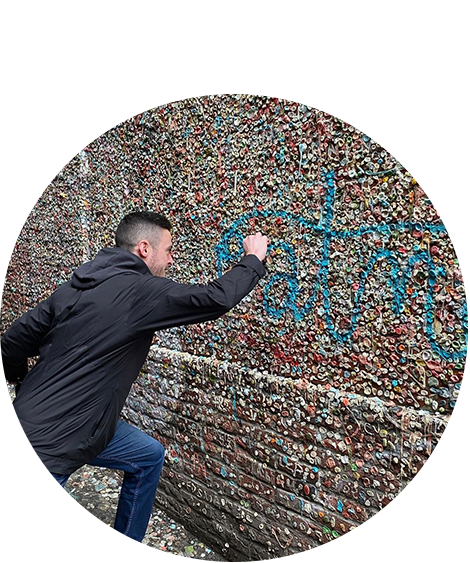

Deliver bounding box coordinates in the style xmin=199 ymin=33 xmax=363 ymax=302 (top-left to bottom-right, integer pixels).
xmin=71 ymin=247 xmax=152 ymax=290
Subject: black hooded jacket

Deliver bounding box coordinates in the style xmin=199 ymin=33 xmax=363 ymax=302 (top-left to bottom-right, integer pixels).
xmin=1 ymin=247 xmax=266 ymax=474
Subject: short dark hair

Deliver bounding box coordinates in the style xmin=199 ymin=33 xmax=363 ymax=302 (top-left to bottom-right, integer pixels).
xmin=115 ymin=211 xmax=172 ymax=250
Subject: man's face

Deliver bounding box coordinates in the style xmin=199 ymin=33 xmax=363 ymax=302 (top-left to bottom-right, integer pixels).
xmin=147 ymin=229 xmax=174 ymax=277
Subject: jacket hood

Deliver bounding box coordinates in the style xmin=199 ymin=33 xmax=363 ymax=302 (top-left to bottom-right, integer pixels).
xmin=71 ymin=247 xmax=151 ymax=290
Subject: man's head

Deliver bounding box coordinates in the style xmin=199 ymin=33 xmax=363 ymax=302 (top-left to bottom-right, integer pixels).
xmin=115 ymin=211 xmax=173 ymax=276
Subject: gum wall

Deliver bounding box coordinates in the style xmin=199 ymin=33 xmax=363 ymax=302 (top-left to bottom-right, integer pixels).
xmin=1 ymin=95 xmax=467 ymax=560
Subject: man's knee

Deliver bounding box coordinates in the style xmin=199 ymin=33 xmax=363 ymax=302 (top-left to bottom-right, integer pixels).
xmin=149 ymin=439 xmax=165 ymax=467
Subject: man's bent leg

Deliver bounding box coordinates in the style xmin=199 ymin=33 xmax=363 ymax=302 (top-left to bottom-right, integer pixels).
xmin=87 ymin=419 xmax=165 ymax=542
xmin=49 ymin=471 xmax=72 ymax=488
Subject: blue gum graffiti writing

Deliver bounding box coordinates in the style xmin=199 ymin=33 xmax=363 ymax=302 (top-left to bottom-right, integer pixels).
xmin=215 ymin=170 xmax=468 ymax=362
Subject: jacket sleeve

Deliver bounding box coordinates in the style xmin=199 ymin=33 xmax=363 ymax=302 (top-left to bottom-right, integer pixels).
xmin=1 ymin=297 xmax=54 ymax=384
xmin=129 ymin=254 xmax=266 ymax=333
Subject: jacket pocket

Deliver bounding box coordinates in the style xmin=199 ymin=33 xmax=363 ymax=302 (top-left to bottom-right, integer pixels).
xmin=89 ymin=403 xmax=110 ymax=442
xmin=86 ymin=388 xmax=121 ymax=454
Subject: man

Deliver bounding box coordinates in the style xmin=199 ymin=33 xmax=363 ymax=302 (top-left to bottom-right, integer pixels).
xmin=2 ymin=211 xmax=268 ymax=542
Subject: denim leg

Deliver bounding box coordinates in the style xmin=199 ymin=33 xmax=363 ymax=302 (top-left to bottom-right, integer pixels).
xmin=87 ymin=419 xmax=165 ymax=542
xmin=51 ymin=472 xmax=70 ymax=487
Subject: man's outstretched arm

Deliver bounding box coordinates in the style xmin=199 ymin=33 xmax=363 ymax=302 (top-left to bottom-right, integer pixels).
xmin=130 ymin=233 xmax=269 ymax=333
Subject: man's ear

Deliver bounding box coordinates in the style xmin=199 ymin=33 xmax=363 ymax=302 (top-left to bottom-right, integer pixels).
xmin=136 ymin=240 xmax=150 ymax=258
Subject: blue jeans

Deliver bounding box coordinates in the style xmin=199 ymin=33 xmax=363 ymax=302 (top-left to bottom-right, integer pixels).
xmin=51 ymin=419 xmax=165 ymax=542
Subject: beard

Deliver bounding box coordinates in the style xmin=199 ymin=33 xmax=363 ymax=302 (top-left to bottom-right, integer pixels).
xmin=151 ymin=264 xmax=167 ymax=277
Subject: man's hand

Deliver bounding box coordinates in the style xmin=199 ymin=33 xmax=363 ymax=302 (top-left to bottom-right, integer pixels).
xmin=243 ymin=232 xmax=270 ymax=262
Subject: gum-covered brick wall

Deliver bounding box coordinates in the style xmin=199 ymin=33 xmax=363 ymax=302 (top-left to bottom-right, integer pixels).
xmin=123 ymin=348 xmax=448 ymax=559
xmin=2 ymin=95 xmax=467 ymax=560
